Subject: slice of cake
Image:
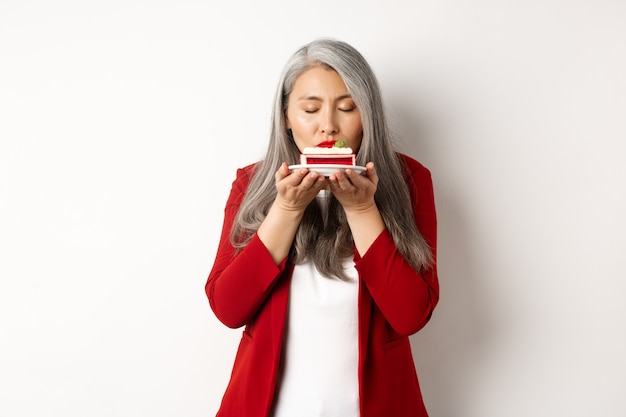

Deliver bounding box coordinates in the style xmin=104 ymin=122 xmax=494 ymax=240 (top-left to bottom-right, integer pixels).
xmin=300 ymin=140 xmax=356 ymax=166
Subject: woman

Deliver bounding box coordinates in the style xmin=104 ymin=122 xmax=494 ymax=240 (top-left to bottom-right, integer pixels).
xmin=206 ymin=38 xmax=439 ymax=417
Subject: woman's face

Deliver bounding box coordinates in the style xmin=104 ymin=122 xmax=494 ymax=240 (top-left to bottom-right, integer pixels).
xmin=286 ymin=66 xmax=363 ymax=152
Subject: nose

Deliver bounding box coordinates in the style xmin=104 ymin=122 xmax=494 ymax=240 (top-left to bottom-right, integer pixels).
xmin=320 ymin=109 xmax=338 ymax=135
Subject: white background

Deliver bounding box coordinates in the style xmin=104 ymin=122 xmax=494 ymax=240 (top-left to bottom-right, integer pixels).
xmin=1 ymin=1 xmax=625 ymax=416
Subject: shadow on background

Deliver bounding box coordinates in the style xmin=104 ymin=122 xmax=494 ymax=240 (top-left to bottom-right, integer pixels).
xmin=390 ymin=101 xmax=496 ymax=416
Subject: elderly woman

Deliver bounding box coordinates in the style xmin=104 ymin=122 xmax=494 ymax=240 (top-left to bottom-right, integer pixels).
xmin=206 ymin=38 xmax=439 ymax=417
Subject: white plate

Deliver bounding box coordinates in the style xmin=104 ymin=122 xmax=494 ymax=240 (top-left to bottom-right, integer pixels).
xmin=288 ymin=164 xmax=366 ymax=177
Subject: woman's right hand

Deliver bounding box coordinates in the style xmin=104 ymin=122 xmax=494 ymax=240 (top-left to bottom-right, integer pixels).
xmin=257 ymin=163 xmax=326 ymax=264
xmin=273 ymin=162 xmax=327 ymax=213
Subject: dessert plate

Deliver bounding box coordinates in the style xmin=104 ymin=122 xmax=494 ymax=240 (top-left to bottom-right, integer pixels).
xmin=288 ymin=164 xmax=366 ymax=177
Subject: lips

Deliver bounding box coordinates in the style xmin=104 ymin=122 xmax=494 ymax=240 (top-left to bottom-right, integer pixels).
xmin=316 ymin=140 xmax=337 ymax=148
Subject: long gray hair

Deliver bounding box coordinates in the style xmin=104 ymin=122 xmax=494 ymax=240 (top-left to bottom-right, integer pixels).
xmin=231 ymin=38 xmax=433 ymax=280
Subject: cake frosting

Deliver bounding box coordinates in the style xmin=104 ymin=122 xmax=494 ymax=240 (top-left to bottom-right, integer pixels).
xmin=300 ymin=140 xmax=356 ymax=165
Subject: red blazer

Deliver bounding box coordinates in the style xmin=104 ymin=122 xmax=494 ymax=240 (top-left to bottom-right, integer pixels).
xmin=206 ymin=154 xmax=439 ymax=417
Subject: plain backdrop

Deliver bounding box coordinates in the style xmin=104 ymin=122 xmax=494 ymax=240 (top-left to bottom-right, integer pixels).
xmin=1 ymin=1 xmax=625 ymax=416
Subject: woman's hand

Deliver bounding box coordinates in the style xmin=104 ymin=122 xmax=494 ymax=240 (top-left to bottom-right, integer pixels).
xmin=274 ymin=162 xmax=327 ymax=212
xmin=328 ymin=162 xmax=385 ymax=256
xmin=328 ymin=162 xmax=379 ymax=214
xmin=257 ymin=163 xmax=326 ymax=265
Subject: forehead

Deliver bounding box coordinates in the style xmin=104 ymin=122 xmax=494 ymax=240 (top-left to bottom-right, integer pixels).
xmin=290 ymin=66 xmax=350 ymax=97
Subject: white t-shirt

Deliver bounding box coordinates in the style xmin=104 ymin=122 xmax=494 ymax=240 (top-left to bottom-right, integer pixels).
xmin=272 ymin=192 xmax=360 ymax=417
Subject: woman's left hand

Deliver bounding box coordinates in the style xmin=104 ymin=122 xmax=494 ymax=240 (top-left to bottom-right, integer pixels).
xmin=328 ymin=162 xmax=379 ymax=214
xmin=329 ymin=162 xmax=384 ymax=255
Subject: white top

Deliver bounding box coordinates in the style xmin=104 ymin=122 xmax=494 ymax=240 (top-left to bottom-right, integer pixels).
xmin=271 ymin=191 xmax=360 ymax=417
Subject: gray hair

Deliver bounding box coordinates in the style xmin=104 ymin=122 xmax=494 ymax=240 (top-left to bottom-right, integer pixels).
xmin=231 ymin=38 xmax=432 ymax=279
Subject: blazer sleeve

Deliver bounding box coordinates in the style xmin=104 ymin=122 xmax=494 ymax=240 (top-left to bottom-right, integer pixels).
xmin=354 ymin=156 xmax=439 ymax=336
xmin=205 ymin=166 xmax=288 ymax=329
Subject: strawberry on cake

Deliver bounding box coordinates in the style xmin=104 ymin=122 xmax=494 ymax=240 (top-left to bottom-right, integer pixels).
xmin=300 ymin=140 xmax=356 ymax=166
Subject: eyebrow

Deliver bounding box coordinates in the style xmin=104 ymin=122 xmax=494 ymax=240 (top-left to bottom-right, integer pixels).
xmin=297 ymin=94 xmax=353 ymax=101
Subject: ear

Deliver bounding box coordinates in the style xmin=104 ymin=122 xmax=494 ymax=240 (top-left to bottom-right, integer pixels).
xmin=285 ymin=114 xmax=291 ymax=129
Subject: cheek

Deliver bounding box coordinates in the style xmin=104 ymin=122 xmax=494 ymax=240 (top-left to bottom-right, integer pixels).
xmin=347 ymin=117 xmax=363 ymax=149
xmin=289 ymin=115 xmax=316 ymax=134
xmin=347 ymin=115 xmax=363 ymax=137
xmin=285 ymin=108 xmax=294 ymax=129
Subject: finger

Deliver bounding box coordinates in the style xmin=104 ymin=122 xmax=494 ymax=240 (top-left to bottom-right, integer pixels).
xmin=328 ymin=176 xmax=340 ymax=191
xmin=275 ymin=162 xmax=291 ymax=182
xmin=287 ymin=167 xmax=311 ymax=185
xmin=336 ymin=168 xmax=358 ymax=188
xmin=299 ymin=169 xmax=321 ymax=188
xmin=328 ymin=170 xmax=347 ymax=190
xmin=312 ymin=173 xmax=329 ymax=191
xmin=365 ymin=162 xmax=379 ymax=186
xmin=345 ymin=167 xmax=361 ymax=180
xmin=310 ymin=171 xmax=331 ymax=193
